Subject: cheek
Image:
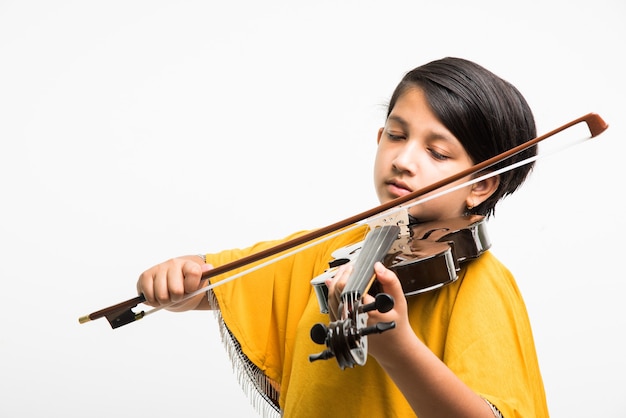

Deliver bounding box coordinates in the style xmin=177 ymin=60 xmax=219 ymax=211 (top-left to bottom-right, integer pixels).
xmin=374 ymin=145 xmax=395 ymax=169
xmin=372 ymin=150 xmax=385 ymax=178
xmin=372 ymin=151 xmax=388 ymax=197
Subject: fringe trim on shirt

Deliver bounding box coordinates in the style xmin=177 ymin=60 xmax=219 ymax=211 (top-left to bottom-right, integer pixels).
xmin=483 ymin=397 xmax=504 ymax=418
xmin=207 ymin=289 xmax=283 ymax=418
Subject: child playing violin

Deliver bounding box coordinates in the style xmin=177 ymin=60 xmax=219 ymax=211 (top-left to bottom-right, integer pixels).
xmin=137 ymin=57 xmax=549 ymax=417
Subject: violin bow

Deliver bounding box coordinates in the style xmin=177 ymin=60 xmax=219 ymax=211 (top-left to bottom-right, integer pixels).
xmin=79 ymin=112 xmax=608 ymax=329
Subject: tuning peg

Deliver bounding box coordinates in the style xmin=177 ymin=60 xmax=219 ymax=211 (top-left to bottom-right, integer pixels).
xmin=310 ymin=322 xmax=328 ymax=345
xmin=360 ymin=293 xmax=394 ymax=314
xmin=309 ymin=349 xmax=335 ymax=363
xmin=359 ymin=321 xmax=396 ymax=336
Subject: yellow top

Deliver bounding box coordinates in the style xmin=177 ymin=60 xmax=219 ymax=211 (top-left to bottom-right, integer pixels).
xmin=207 ymin=226 xmax=549 ymax=417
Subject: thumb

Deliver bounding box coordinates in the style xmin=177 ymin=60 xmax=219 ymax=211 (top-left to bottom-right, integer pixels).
xmin=373 ymin=262 xmax=403 ymax=296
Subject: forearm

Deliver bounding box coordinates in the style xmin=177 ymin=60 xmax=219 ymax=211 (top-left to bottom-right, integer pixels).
xmin=372 ymin=330 xmax=496 ymax=418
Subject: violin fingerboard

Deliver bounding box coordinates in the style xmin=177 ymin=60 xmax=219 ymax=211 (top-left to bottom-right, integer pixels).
xmin=341 ymin=225 xmax=400 ymax=300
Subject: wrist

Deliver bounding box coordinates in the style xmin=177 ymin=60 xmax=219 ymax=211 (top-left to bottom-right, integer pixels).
xmin=370 ymin=326 xmax=422 ymax=367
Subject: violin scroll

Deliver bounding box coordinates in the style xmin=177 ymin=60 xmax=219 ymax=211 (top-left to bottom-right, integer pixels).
xmin=308 ymin=293 xmax=397 ymax=368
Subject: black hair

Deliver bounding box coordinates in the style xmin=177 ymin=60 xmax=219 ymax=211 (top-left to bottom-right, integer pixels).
xmin=387 ymin=57 xmax=537 ymax=217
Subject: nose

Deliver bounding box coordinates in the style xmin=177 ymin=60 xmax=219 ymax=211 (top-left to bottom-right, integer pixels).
xmin=392 ymin=141 xmax=418 ymax=175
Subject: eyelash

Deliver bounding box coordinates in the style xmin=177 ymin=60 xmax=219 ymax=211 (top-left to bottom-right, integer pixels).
xmin=386 ymin=132 xmax=450 ymax=161
xmin=386 ymin=132 xmax=405 ymax=141
xmin=429 ymin=149 xmax=449 ymax=161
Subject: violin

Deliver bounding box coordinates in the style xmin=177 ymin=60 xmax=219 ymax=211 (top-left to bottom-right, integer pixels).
xmin=309 ymin=214 xmax=490 ymax=315
xmin=78 ymin=113 xmax=608 ymax=352
xmin=307 ymin=214 xmax=490 ymax=368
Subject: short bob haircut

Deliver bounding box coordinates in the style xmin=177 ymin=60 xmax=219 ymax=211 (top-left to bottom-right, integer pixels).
xmin=387 ymin=57 xmax=537 ymax=217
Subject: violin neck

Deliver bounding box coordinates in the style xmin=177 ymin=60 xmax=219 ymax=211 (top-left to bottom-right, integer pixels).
xmin=341 ymin=225 xmax=400 ymax=300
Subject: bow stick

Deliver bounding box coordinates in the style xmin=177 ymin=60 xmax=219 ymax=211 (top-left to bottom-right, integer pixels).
xmin=78 ymin=112 xmax=608 ymax=329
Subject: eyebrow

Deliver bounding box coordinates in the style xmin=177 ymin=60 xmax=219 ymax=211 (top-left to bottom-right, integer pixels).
xmin=386 ymin=115 xmax=409 ymax=131
xmin=387 ymin=114 xmax=457 ymax=144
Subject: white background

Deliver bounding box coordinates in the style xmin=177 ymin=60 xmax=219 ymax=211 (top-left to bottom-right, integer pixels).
xmin=1 ymin=1 xmax=624 ymax=416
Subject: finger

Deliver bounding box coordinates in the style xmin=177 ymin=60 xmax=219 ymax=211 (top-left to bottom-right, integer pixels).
xmin=137 ymin=270 xmax=156 ymax=305
xmin=326 ymin=265 xmax=345 ymax=297
xmin=167 ymin=262 xmax=191 ymax=303
xmin=325 ymin=273 xmax=338 ymax=320
xmin=325 ymin=264 xmax=353 ymax=320
xmin=333 ymin=264 xmax=352 ymax=291
xmin=182 ymin=260 xmax=204 ymax=294
xmin=194 ymin=263 xmax=213 ymax=291
xmin=153 ymin=264 xmax=175 ymax=304
xmin=149 ymin=260 xmax=185 ymax=304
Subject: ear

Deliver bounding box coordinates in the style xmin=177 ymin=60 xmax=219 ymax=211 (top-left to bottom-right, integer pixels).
xmin=377 ymin=127 xmax=384 ymax=145
xmin=467 ymin=174 xmax=500 ymax=209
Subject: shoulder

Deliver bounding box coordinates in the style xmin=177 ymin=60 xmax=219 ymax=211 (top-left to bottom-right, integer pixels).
xmin=461 ymin=250 xmax=519 ymax=295
xmin=439 ymin=250 xmax=535 ymax=346
xmin=452 ymin=250 xmax=530 ymax=325
xmin=465 ymin=250 xmax=511 ymax=278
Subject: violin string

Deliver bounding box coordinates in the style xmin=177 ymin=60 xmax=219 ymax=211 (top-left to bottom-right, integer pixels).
xmin=362 ymin=133 xmax=590 ymax=225
xmin=141 ymin=133 xmax=591 ymax=317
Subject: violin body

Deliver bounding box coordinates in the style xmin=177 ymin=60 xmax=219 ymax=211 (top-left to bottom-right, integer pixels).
xmin=311 ymin=215 xmax=490 ymax=314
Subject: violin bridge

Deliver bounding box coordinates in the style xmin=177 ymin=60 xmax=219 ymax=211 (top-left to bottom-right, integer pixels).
xmin=366 ymin=207 xmax=410 ymax=238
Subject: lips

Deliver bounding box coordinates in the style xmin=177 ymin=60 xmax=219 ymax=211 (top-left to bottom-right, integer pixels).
xmin=386 ymin=179 xmax=412 ymax=197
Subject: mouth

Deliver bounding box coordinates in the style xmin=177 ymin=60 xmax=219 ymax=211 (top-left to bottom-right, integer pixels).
xmin=385 ymin=179 xmax=413 ymax=198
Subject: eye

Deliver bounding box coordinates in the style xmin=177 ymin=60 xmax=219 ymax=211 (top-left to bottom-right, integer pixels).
xmin=429 ymin=148 xmax=449 ymax=161
xmin=385 ymin=130 xmax=406 ymax=141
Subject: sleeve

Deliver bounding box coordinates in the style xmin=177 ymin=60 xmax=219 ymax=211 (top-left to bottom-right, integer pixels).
xmin=204 ymin=226 xmax=368 ymax=387
xmin=443 ymin=253 xmax=549 ymax=417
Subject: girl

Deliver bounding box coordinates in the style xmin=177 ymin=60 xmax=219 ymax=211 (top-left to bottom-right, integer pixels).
xmin=137 ymin=57 xmax=549 ymax=417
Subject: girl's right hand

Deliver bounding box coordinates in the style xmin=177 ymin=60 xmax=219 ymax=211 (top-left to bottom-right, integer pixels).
xmin=136 ymin=255 xmax=213 ymax=311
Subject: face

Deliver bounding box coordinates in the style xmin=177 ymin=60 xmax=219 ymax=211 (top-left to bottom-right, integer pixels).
xmin=374 ymin=87 xmax=484 ymax=222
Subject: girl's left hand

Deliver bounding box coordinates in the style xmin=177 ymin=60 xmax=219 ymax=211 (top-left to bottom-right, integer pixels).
xmin=325 ymin=261 xmax=414 ymax=361
xmin=365 ymin=262 xmax=413 ymax=360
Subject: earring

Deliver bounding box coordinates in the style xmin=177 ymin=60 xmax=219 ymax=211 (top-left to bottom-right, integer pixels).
xmin=466 ymin=199 xmax=474 ymax=210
